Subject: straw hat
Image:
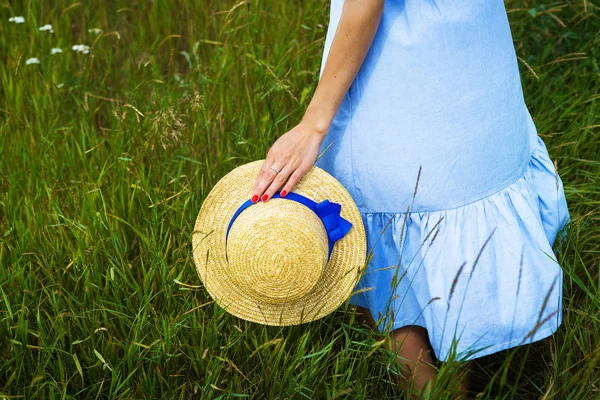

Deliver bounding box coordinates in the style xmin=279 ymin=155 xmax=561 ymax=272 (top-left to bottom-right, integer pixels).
xmin=191 ymin=159 xmax=367 ymax=326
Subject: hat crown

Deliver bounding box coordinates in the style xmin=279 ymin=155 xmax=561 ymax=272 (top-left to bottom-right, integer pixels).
xmin=226 ymin=199 xmax=329 ymax=304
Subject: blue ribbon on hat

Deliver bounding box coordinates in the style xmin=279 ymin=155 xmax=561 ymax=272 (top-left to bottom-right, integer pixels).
xmin=225 ymin=191 xmax=353 ymax=262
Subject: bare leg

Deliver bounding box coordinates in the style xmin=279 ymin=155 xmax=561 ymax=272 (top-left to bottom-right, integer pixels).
xmin=354 ymin=306 xmax=438 ymax=398
xmin=354 ymin=306 xmax=476 ymax=398
xmin=389 ymin=325 xmax=438 ymax=399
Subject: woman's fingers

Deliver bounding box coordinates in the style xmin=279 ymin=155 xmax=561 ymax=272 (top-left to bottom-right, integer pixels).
xmin=251 ymin=161 xmax=280 ymax=203
xmin=277 ymin=164 xmax=308 ymax=199
xmin=261 ymin=162 xmax=295 ymax=202
xmin=252 ymin=153 xmax=295 ymax=202
xmin=251 ymin=158 xmax=307 ymax=203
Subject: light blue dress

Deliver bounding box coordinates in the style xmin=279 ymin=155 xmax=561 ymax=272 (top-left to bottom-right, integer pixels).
xmin=314 ymin=0 xmax=570 ymax=362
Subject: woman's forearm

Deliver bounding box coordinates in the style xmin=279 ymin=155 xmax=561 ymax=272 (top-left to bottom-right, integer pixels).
xmin=302 ymin=0 xmax=384 ymax=136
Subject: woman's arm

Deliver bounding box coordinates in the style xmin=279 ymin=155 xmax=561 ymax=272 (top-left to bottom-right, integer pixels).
xmin=251 ymin=0 xmax=384 ymax=203
xmin=302 ymin=0 xmax=385 ymax=135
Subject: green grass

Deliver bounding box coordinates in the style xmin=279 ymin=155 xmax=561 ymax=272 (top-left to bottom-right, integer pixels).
xmin=0 ymin=0 xmax=598 ymax=398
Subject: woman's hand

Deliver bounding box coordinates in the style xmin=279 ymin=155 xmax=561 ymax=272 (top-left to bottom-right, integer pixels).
xmin=251 ymin=121 xmax=326 ymax=203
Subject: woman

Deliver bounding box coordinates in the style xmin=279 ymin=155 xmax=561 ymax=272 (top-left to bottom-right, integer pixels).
xmin=250 ymin=1 xmax=570 ymax=398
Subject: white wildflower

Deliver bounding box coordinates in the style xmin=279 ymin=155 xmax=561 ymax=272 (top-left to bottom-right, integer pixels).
xmin=39 ymin=24 xmax=54 ymax=33
xmin=9 ymin=16 xmax=25 ymax=24
xmin=51 ymin=47 xmax=63 ymax=55
xmin=25 ymin=57 xmax=40 ymax=65
xmin=57 ymin=83 xmax=64 ymax=88
xmin=72 ymin=44 xmax=90 ymax=54
xmin=87 ymin=28 xmax=103 ymax=35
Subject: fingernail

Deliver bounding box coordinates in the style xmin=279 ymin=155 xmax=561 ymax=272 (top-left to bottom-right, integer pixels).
xmin=261 ymin=194 xmax=268 ymax=202
xmin=281 ymin=190 xmax=287 ymax=197
xmin=251 ymin=195 xmax=258 ymax=203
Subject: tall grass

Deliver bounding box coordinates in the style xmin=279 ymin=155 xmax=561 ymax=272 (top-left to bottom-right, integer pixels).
xmin=0 ymin=0 xmax=598 ymax=398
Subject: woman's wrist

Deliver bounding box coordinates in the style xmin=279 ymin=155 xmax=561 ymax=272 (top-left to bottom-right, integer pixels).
xmin=300 ymin=105 xmax=333 ymax=137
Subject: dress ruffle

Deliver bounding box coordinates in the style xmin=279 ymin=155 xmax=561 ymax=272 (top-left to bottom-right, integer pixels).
xmin=349 ymin=135 xmax=570 ymax=361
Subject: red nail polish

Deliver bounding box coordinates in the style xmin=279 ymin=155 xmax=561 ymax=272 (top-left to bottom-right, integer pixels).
xmin=281 ymin=190 xmax=287 ymax=197
xmin=261 ymin=194 xmax=268 ymax=202
xmin=251 ymin=195 xmax=258 ymax=203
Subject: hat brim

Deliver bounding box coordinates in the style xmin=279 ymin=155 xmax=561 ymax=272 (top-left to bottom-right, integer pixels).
xmin=191 ymin=159 xmax=367 ymax=326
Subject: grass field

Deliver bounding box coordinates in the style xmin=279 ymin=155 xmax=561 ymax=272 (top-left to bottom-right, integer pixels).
xmin=1 ymin=0 xmax=599 ymax=398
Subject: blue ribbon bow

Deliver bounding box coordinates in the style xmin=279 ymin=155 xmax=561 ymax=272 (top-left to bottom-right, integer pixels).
xmin=314 ymin=199 xmax=353 ymax=245
xmin=225 ymin=191 xmax=353 ymax=262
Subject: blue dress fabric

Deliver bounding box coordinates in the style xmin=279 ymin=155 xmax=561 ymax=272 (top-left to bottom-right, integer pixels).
xmin=314 ymin=0 xmax=570 ymax=361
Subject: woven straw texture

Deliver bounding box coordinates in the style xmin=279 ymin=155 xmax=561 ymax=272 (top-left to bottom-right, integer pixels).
xmin=192 ymin=159 xmax=367 ymax=326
